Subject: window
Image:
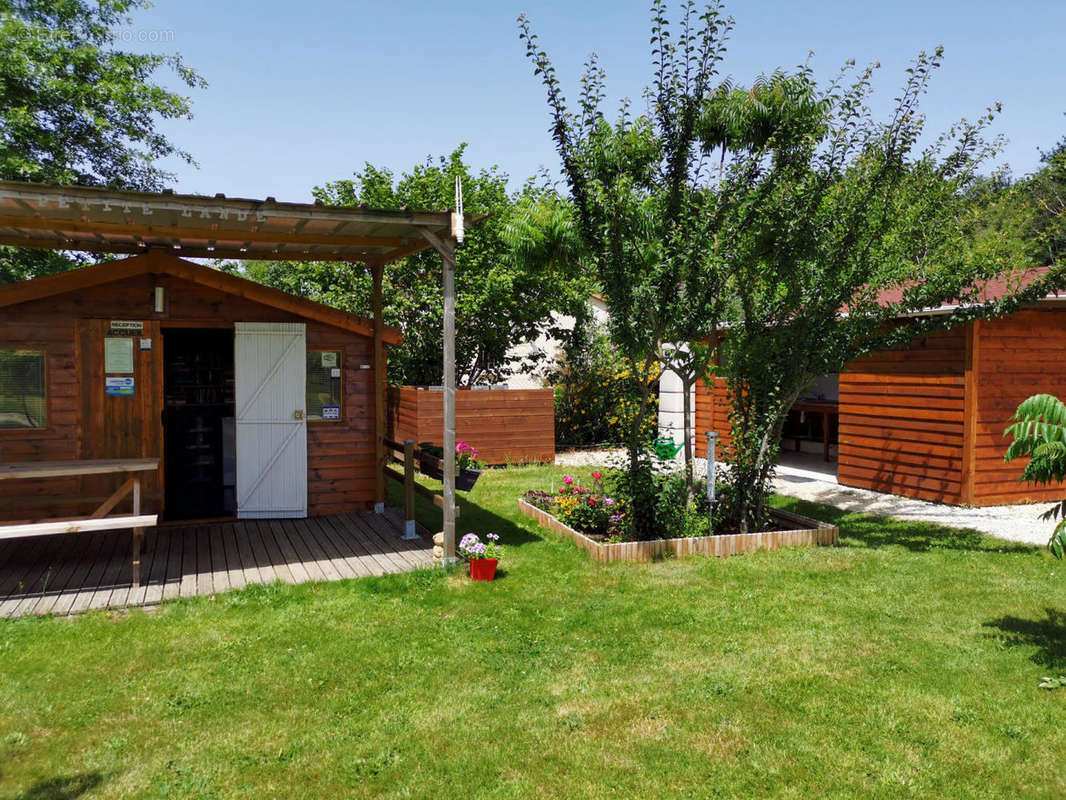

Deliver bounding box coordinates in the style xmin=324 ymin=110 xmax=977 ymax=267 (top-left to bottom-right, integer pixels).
xmin=306 ymin=350 xmax=342 ymax=421
xmin=0 ymin=349 xmax=46 ymax=429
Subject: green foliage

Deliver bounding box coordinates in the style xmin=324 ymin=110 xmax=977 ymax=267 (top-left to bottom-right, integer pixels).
xmin=967 ymin=122 xmax=1066 ymax=270
xmin=318 ymin=147 xmax=589 ymax=385
xmin=553 ymin=320 xmax=657 ymax=448
xmin=519 ymin=0 xmax=733 ymax=501
xmin=237 ymin=147 xmax=589 ymax=386
xmin=602 ymin=455 xmax=708 ymax=540
xmin=1004 ymin=393 xmax=1066 ymax=558
xmin=521 ymin=1 xmax=1066 ymax=533
xmin=0 ymin=0 xmax=205 ymax=283
xmin=709 ymin=52 xmax=1066 ymax=532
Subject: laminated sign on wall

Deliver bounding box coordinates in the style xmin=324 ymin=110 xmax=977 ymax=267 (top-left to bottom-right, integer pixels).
xmin=104 ymin=337 xmax=134 ymax=373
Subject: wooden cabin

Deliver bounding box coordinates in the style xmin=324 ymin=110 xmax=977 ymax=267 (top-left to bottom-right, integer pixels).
xmin=0 ymin=250 xmax=401 ymax=523
xmin=694 ymin=300 xmax=1066 ymax=507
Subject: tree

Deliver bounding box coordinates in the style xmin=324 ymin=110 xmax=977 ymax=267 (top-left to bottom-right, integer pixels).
xmin=709 ymin=52 xmax=1066 ymax=532
xmin=0 ymin=0 xmax=205 ymax=282
xmin=968 ymin=119 xmax=1066 ymax=271
xmin=236 ymin=147 xmax=590 ymax=386
xmin=1005 ymin=394 xmax=1066 ymax=558
xmin=521 ymin=1 xmax=1066 ymax=536
xmin=519 ymin=1 xmax=734 ymax=536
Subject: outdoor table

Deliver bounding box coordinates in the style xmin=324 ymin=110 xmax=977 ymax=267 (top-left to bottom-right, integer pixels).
xmin=790 ymin=402 xmax=839 ymax=463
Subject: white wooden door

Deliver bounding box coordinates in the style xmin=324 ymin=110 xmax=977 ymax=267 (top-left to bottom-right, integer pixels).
xmin=234 ymin=322 xmax=307 ymax=518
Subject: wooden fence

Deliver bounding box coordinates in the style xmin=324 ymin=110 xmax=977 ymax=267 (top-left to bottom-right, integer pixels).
xmin=387 ymin=386 xmax=555 ymax=465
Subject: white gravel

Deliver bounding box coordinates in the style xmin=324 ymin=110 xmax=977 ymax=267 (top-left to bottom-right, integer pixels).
xmin=554 ymin=448 xmax=626 ymax=467
xmin=555 ymin=449 xmax=1054 ymax=546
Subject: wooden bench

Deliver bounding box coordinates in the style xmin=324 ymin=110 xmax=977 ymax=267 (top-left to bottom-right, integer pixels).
xmin=0 ymin=458 xmax=159 ymax=587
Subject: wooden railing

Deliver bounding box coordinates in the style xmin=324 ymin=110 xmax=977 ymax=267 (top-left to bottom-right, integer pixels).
xmin=0 ymin=458 xmax=159 ymax=586
xmin=382 ymin=438 xmax=457 ymax=538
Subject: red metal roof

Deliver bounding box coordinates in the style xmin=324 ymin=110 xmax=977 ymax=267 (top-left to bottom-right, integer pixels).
xmin=872 ymin=266 xmax=1062 ymax=314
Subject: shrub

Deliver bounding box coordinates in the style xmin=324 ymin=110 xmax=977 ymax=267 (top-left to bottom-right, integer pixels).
xmin=553 ymin=321 xmax=658 ymax=448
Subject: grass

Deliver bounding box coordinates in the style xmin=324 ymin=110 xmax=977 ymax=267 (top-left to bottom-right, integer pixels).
xmin=1 ymin=465 xmax=1065 ymax=799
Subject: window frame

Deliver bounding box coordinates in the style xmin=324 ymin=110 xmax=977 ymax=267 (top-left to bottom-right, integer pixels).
xmin=0 ymin=346 xmax=49 ymax=434
xmin=305 ymin=347 xmax=345 ymax=423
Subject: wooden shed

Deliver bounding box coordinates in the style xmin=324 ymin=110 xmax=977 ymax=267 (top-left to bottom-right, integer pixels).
xmin=694 ymin=288 xmax=1066 ymax=507
xmin=0 ymin=249 xmax=402 ymax=523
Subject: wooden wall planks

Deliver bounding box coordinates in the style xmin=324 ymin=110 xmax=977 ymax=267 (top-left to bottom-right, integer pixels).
xmin=0 ymin=268 xmax=379 ymax=522
xmin=837 ymin=327 xmax=967 ymax=503
xmin=972 ymin=309 xmax=1066 ymax=505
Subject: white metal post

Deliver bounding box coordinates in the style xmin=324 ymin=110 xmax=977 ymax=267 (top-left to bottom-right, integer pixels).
xmin=706 ymin=431 xmax=718 ymax=534
xmin=705 ymin=431 xmax=718 ymax=504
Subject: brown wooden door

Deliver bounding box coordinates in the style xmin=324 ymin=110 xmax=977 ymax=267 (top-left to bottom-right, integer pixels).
xmin=76 ymin=319 xmax=163 ymax=512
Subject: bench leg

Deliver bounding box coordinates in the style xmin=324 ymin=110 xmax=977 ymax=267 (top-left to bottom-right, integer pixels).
xmin=132 ymin=527 xmax=144 ymax=588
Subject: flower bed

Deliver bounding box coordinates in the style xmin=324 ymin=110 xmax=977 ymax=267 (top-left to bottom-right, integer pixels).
xmin=517 ymin=498 xmax=837 ymax=564
xmin=522 ymin=473 xmax=628 ymax=542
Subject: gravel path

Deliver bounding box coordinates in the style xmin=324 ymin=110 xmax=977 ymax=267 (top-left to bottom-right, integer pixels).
xmin=554 ymin=448 xmax=626 ymax=468
xmin=555 ymin=449 xmax=1053 ymax=546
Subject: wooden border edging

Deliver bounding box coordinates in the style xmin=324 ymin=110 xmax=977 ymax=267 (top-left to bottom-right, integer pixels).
xmin=517 ymin=498 xmax=837 ymax=563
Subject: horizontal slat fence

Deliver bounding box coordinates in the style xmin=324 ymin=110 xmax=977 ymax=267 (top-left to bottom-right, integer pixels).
xmin=388 ymin=386 xmax=554 ymax=465
xmin=973 ymin=311 xmax=1066 ymax=504
xmin=837 ymin=326 xmax=968 ymax=504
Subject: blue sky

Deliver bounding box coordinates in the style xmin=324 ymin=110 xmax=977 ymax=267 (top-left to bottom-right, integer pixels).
xmin=127 ymin=0 xmax=1066 ymax=203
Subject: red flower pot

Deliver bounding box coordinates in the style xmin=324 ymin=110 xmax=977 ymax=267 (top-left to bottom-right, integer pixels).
xmin=469 ymin=558 xmax=498 ymax=581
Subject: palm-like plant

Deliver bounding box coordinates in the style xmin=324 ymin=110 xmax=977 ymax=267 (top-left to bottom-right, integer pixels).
xmin=1004 ymin=394 xmax=1066 ymax=558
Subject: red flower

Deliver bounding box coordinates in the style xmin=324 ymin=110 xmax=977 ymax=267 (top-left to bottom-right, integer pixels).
xmin=591 ymin=471 xmax=603 ymax=481
xmin=588 ymin=497 xmax=597 ymax=506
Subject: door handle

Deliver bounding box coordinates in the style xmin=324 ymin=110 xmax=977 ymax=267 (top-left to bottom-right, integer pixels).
xmin=294 ymin=410 xmax=304 ymax=420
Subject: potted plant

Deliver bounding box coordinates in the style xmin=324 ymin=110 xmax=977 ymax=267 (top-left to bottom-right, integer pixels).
xmin=455 ymin=441 xmax=484 ymax=491
xmin=417 ymin=441 xmax=484 ymax=491
xmin=459 ymin=532 xmax=502 ymax=581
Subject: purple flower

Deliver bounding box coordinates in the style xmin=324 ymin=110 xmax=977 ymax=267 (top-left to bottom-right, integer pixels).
xmin=604 ymin=498 xmax=615 ymax=507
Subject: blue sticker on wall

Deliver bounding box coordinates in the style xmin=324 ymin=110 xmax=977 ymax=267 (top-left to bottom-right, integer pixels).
xmin=105 ymin=376 xmax=135 ymax=396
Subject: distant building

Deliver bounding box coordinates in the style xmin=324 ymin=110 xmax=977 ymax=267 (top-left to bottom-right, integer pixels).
xmin=503 ymin=294 xmax=610 ymax=389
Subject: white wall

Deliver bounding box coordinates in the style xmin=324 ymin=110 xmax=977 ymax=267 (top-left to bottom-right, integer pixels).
xmin=657 ymin=362 xmax=696 ymax=466
xmin=503 ymin=295 xmax=610 ymax=389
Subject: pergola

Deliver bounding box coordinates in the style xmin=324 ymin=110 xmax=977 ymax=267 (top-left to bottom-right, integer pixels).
xmin=0 ymin=179 xmax=472 ymax=561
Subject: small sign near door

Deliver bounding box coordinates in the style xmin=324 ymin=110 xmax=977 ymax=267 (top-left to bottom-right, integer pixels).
xmin=105 ymin=376 xmax=135 ymax=396
xmin=109 ymin=320 xmax=144 ymax=335
xmin=321 ymin=405 xmax=341 ymax=420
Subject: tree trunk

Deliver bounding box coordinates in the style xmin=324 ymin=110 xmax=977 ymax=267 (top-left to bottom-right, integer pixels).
xmin=738 ymin=385 xmax=804 ymax=532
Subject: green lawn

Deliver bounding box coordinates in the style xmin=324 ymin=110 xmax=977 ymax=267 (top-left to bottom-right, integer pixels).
xmin=2 ymin=465 xmax=1065 ymax=799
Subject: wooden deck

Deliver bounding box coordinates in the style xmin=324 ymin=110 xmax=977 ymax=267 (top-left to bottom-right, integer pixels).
xmin=0 ymin=509 xmax=433 ymax=619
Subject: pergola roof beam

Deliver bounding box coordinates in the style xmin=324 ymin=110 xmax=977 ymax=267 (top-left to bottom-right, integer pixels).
xmin=0 ymin=181 xmax=454 ymax=228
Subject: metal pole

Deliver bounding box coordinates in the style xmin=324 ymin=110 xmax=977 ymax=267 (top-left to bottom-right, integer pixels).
xmin=403 ymin=438 xmax=418 ymax=540
xmin=705 ymin=431 xmax=718 ymax=533
xmin=441 ymin=238 xmax=457 ymax=564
